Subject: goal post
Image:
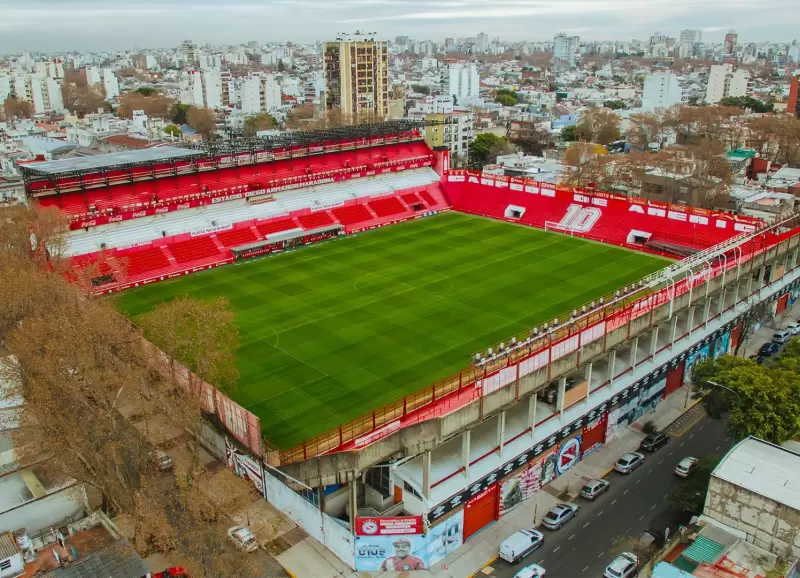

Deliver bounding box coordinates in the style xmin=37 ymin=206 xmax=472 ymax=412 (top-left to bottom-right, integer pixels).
xmin=544 ymin=221 xmax=575 ymax=237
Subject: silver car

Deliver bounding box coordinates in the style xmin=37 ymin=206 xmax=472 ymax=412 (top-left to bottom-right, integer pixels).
xmin=614 ymin=452 xmax=645 ymax=474
xmin=604 ymin=552 xmax=638 ymax=578
xmin=580 ymin=478 xmax=610 ymax=500
xmin=541 ymin=502 xmax=579 ymax=530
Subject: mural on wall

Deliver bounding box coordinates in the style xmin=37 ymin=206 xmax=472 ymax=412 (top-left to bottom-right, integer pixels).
xmin=713 ymin=331 xmax=730 ymax=359
xmin=225 ymin=437 xmax=265 ymax=497
xmin=684 ymin=343 xmax=711 ymax=383
xmin=499 ymin=446 xmax=559 ymax=516
xmin=354 ymin=511 xmax=464 ymax=571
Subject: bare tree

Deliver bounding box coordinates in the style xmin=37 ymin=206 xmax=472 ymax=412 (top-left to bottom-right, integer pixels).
xmin=117 ymin=90 xmax=175 ymax=119
xmin=576 ymin=108 xmax=622 ymax=145
xmin=187 ymin=107 xmax=218 ymax=140
xmin=3 ymin=97 xmax=33 ymax=120
xmin=62 ymin=82 xmax=109 ymax=117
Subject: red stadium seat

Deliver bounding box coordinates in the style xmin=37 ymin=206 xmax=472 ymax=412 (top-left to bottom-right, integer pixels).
xmin=122 ymin=247 xmax=171 ymax=276
xmin=167 ymin=237 xmax=220 ymax=263
xmin=257 ymin=219 xmax=300 ymax=236
xmin=331 ymin=204 xmax=374 ymax=225
xmin=368 ymin=197 xmax=406 ymax=218
xmin=297 ymin=212 xmax=335 ymax=229
xmin=216 ymin=228 xmax=257 ymax=247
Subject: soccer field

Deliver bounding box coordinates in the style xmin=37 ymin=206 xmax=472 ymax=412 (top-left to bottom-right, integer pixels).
xmin=116 ymin=212 xmax=668 ymax=449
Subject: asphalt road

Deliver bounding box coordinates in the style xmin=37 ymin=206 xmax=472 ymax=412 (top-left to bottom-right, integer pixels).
xmin=491 ymin=411 xmax=729 ymax=578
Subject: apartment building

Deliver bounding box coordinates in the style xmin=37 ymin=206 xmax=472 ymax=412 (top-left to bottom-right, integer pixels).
xmin=1 ymin=74 xmax=64 ymax=115
xmin=409 ymin=108 xmax=474 ymax=160
xmin=554 ymin=33 xmax=580 ymax=67
xmin=324 ymin=32 xmax=388 ymax=119
xmin=442 ymin=62 xmax=480 ymax=106
xmin=705 ymin=64 xmax=749 ymax=103
xmin=239 ymin=74 xmax=282 ymax=114
xmin=642 ymin=71 xmax=686 ymax=111
xmin=179 ymin=69 xmax=225 ymax=109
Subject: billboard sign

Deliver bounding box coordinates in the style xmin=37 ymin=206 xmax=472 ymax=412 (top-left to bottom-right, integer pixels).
xmin=355 ymin=516 xmax=423 ymax=536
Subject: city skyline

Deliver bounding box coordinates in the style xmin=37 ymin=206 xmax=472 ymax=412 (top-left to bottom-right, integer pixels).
xmin=2 ymin=0 xmax=799 ymax=53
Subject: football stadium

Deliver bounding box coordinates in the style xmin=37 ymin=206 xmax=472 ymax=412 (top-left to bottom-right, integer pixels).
xmin=19 ymin=121 xmax=766 ymax=464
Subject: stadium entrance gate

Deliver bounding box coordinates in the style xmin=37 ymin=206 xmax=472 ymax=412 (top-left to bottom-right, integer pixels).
xmin=463 ymin=485 xmax=499 ymax=540
xmin=231 ymin=225 xmax=342 ymax=260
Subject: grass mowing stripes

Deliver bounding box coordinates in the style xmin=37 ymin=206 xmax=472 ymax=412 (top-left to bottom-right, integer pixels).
xmin=115 ymin=212 xmax=669 ymax=449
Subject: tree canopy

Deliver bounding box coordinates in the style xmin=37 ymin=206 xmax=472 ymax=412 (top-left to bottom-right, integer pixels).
xmin=243 ymin=112 xmax=278 ymax=137
xmin=603 ymin=99 xmax=627 ymax=110
xmin=693 ymin=351 xmax=800 ymax=444
xmin=576 ymin=108 xmax=622 ymax=145
xmin=410 ymin=84 xmax=430 ymax=95
xmin=717 ymin=96 xmax=773 ymax=113
xmin=186 ymin=107 xmax=217 ymax=140
xmin=469 ymin=132 xmax=512 ymax=166
xmin=495 ymin=88 xmax=518 ymax=107
xmin=560 ymin=124 xmax=578 ymax=142
xmin=170 ymin=103 xmax=191 ymax=125
xmin=3 ymin=96 xmax=33 ymax=120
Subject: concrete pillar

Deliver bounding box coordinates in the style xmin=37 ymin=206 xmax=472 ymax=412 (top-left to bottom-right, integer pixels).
xmin=757 ymin=265 xmax=766 ymax=287
xmin=607 ymin=349 xmax=617 ymax=385
xmin=790 ymin=248 xmax=798 ymax=270
xmin=497 ymin=411 xmax=506 ymax=458
xmin=670 ymin=315 xmax=679 ymax=346
xmin=718 ymin=287 xmax=726 ymax=315
xmin=686 ymin=306 xmax=696 ymax=336
xmin=528 ymin=394 xmax=537 ymax=435
xmin=422 ymin=451 xmax=432 ymax=499
xmin=461 ymin=430 xmax=471 ymax=478
xmin=650 ymin=326 xmax=660 ymax=357
xmin=348 ymin=472 xmax=358 ymax=528
xmin=584 ymin=362 xmax=594 ymax=401
xmin=557 ymin=377 xmax=567 ymax=414
xmin=630 ymin=337 xmax=639 ymax=368
xmin=703 ymin=297 xmax=711 ymax=327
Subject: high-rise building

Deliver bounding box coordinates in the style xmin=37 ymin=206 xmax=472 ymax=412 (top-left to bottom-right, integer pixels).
xmin=476 ymin=32 xmax=489 ymax=53
xmin=642 ymin=71 xmax=684 ymax=111
xmin=553 ymin=33 xmax=580 ymax=67
xmin=679 ymin=29 xmax=702 ymax=44
xmin=442 ymin=63 xmax=480 ymax=106
xmin=102 ymin=69 xmax=119 ymax=100
xmin=705 ymin=64 xmax=749 ymax=103
xmin=180 ymin=40 xmax=198 ymax=69
xmin=724 ymin=30 xmax=738 ymax=55
xmin=324 ymin=32 xmax=388 ymax=119
xmin=239 ymin=74 xmax=281 ymax=114
xmin=180 ymin=69 xmax=226 ymax=109
xmin=787 ymin=74 xmax=799 ymax=115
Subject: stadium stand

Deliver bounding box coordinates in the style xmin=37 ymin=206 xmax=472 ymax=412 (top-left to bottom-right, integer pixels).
xmin=401 ymin=192 xmax=423 ymax=206
xmin=122 ymin=247 xmax=171 ymax=276
xmin=368 ymin=197 xmax=406 ymax=217
xmin=442 ymin=172 xmax=759 ymax=254
xmin=296 ymin=211 xmax=335 ymax=229
xmin=216 ymin=227 xmax=258 ymax=247
xmin=63 ymin=167 xmax=441 ymax=256
xmin=167 ymin=237 xmax=221 ymax=263
xmin=331 ymin=204 xmax=375 ymax=226
xmin=257 ymin=219 xmax=300 ymax=236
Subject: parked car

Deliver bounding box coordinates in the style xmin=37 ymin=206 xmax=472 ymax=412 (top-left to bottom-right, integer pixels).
xmin=640 ymin=432 xmax=671 ymax=452
xmin=542 ymin=503 xmax=580 ymax=530
xmin=580 ymin=478 xmax=610 ymax=500
xmin=499 ymin=529 xmax=544 ymax=564
xmin=772 ymin=330 xmax=792 ymax=344
xmin=515 ymin=563 xmax=547 ymax=578
xmin=152 ymin=568 xmax=190 ymax=578
xmin=758 ymin=342 xmax=780 ymax=357
xmin=227 ymin=526 xmax=258 ymax=553
xmin=786 ymin=323 xmax=800 ymax=335
xmin=614 ymin=452 xmax=645 ymax=474
xmin=604 ymin=552 xmax=639 ymax=578
xmin=149 ymin=450 xmax=174 ymax=472
xmin=674 ymin=457 xmax=699 ymax=478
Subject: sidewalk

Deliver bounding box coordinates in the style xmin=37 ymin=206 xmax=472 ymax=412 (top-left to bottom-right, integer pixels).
xmin=276 ymin=298 xmax=800 ymax=578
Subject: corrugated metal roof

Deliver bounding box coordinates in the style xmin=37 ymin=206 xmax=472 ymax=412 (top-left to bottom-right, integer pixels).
xmin=39 ymin=540 xmax=148 ymax=578
xmin=0 ymin=531 xmax=19 ymax=559
xmin=683 ymin=536 xmax=726 ymax=564
xmin=712 ymin=437 xmax=800 ymax=512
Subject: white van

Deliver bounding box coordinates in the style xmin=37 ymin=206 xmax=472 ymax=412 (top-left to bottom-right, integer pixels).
xmin=499 ymin=529 xmax=544 ymax=564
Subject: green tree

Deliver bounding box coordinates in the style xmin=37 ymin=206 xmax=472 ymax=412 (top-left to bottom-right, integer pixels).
xmin=171 ymin=103 xmax=191 ymax=125
xmin=410 ymin=84 xmax=430 ymax=95
xmin=717 ymin=96 xmax=773 ymax=113
xmin=163 ymin=124 xmax=182 ymax=137
xmin=469 ymin=133 xmax=511 ymax=166
xmin=603 ymin=99 xmax=627 ymax=110
xmin=669 ymin=454 xmax=720 ymax=513
xmin=243 ymin=113 xmax=278 ymax=137
xmin=560 ymin=124 xmax=578 ymax=141
xmin=693 ymin=354 xmax=800 ymax=444
xmin=136 ymin=86 xmax=159 ymax=97
xmin=495 ymin=88 xmax=518 ymax=107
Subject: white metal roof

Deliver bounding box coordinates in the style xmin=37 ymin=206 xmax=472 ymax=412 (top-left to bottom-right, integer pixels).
xmin=712 ymin=437 xmax=800 ymax=512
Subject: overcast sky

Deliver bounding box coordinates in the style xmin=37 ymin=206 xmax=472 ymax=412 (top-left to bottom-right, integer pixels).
xmin=1 ymin=0 xmax=798 ymax=53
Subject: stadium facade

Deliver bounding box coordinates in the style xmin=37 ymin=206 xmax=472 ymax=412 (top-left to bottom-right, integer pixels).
xmin=20 ymin=123 xmax=800 ymax=571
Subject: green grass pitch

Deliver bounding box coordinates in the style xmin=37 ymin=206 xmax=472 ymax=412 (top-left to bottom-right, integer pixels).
xmin=115 ymin=212 xmax=668 ymax=450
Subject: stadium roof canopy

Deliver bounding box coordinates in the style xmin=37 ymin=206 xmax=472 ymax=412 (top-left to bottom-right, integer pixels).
xmin=20 ymin=146 xmax=204 ymax=177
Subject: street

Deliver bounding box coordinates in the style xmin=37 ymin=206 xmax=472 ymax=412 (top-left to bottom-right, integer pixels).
xmin=490 ymin=410 xmax=728 ymax=578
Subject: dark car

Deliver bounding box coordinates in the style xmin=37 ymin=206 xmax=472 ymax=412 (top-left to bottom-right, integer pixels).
xmin=758 ymin=342 xmax=780 ymax=357
xmin=640 ymin=432 xmax=671 ymax=452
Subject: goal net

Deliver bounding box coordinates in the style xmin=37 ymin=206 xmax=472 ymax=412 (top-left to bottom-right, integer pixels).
xmin=544 ymin=221 xmax=575 ymax=236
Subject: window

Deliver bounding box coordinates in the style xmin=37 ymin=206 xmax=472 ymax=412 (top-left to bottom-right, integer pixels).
xmin=366 ymin=467 xmax=391 ymax=498
xmin=404 ymin=481 xmax=422 ymax=499
xmin=0 ymin=559 xmax=10 ymax=570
